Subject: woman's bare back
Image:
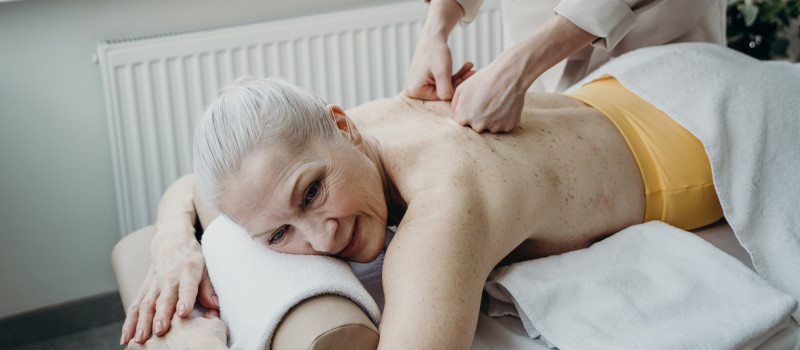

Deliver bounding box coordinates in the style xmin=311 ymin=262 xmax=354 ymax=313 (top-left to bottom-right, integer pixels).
xmin=348 ymin=92 xmax=645 ymax=265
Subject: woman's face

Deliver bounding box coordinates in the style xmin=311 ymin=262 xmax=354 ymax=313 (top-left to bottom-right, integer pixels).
xmin=218 ymin=137 xmax=388 ymax=263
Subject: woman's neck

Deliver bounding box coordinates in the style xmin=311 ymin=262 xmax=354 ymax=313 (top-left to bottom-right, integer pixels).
xmin=362 ymin=135 xmax=406 ymax=226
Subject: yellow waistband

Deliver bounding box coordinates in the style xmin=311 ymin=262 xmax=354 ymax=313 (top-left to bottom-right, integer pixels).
xmin=568 ymin=75 xmax=722 ymax=230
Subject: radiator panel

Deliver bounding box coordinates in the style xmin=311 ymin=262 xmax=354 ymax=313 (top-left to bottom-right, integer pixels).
xmin=97 ymin=0 xmax=503 ymax=236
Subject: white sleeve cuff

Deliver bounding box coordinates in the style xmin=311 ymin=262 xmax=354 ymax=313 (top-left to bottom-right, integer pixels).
xmin=554 ymin=0 xmax=636 ymax=50
xmin=456 ymin=0 xmax=485 ymax=26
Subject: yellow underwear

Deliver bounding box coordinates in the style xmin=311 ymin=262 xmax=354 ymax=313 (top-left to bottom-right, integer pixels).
xmin=568 ymin=75 xmax=723 ymax=230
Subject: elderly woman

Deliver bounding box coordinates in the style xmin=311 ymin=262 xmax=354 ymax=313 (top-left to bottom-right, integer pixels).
xmin=120 ymin=43 xmax=798 ymax=348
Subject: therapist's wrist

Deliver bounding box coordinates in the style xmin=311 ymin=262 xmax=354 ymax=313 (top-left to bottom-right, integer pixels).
xmin=495 ymin=39 xmax=546 ymax=90
xmin=421 ymin=0 xmax=464 ymax=41
xmin=512 ymin=15 xmax=598 ymax=87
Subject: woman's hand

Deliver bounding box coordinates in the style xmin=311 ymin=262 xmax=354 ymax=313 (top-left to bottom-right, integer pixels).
xmin=125 ymin=309 xmax=228 ymax=350
xmin=451 ymin=52 xmax=528 ymax=133
xmin=121 ymin=221 xmax=219 ymax=345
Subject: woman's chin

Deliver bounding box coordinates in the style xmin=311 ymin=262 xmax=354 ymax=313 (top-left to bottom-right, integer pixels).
xmin=349 ymin=228 xmax=386 ymax=263
xmin=354 ymin=250 xmax=382 ymax=263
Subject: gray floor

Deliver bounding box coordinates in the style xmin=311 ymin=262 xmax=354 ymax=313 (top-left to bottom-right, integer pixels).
xmin=11 ymin=321 xmax=124 ymax=350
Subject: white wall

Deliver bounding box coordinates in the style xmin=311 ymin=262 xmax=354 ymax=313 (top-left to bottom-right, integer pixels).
xmin=0 ymin=0 xmax=406 ymax=319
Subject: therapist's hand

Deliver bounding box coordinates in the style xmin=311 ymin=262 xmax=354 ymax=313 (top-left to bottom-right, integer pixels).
xmin=451 ymin=14 xmax=598 ymax=133
xmin=405 ymin=36 xmax=475 ymax=101
xmin=405 ymin=0 xmax=473 ymax=101
xmin=121 ymin=222 xmax=219 ymax=345
xmin=451 ymin=52 xmax=528 ymax=133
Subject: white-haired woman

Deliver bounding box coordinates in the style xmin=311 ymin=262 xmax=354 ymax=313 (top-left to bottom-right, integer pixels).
xmin=121 ymin=44 xmax=796 ymax=348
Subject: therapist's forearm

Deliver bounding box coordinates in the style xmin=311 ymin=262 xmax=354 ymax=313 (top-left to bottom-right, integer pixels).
xmin=508 ymin=15 xmax=598 ymax=88
xmin=421 ymin=0 xmax=465 ymax=40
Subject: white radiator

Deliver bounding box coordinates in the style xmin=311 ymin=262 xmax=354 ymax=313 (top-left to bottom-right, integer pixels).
xmin=96 ymin=0 xmax=503 ymax=236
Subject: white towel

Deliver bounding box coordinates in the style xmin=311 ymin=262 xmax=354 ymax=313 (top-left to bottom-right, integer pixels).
xmin=485 ymin=221 xmax=797 ymax=350
xmin=201 ymin=216 xmax=381 ymax=350
xmin=569 ymin=43 xmax=800 ymax=321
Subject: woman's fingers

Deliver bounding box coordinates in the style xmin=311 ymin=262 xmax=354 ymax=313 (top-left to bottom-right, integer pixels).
xmin=152 ymin=287 xmax=178 ymax=336
xmin=121 ymin=302 xmax=140 ymax=345
xmin=134 ymin=288 xmax=159 ymax=343
xmin=121 ymin=269 xmax=156 ymax=345
xmin=175 ymin=260 xmax=203 ymax=317
xmin=197 ymin=269 xmax=220 ymax=310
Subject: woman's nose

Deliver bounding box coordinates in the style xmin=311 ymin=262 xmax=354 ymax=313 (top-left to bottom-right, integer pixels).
xmin=305 ymin=217 xmax=339 ymax=254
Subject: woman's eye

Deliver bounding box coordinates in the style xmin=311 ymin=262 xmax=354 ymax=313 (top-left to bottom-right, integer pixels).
xmin=304 ymin=181 xmax=319 ymax=205
xmin=269 ymin=226 xmax=288 ymax=245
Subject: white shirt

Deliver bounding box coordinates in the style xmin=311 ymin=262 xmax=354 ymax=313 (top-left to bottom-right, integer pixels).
xmin=454 ymin=0 xmax=726 ymax=91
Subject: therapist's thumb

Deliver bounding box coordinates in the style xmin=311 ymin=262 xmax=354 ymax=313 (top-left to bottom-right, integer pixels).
xmin=435 ymin=70 xmax=454 ymax=100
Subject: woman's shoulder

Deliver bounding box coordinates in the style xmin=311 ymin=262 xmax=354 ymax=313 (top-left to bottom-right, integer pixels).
xmin=347 ymin=94 xmax=452 ymax=124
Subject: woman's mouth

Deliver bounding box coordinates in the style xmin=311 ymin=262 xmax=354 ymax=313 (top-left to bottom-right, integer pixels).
xmin=337 ymin=218 xmax=361 ymax=258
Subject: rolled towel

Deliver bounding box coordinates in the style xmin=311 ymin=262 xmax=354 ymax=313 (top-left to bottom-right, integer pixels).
xmin=202 ymin=215 xmax=381 ymax=350
xmin=485 ymin=221 xmax=797 ymax=350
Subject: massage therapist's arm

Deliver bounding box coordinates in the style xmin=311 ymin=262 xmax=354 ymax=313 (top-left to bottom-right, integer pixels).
xmin=378 ymin=196 xmax=498 ymax=349
xmin=451 ymin=14 xmax=596 ymax=133
xmin=405 ymin=0 xmax=477 ymax=101
xmin=121 ymin=174 xmax=222 ymax=345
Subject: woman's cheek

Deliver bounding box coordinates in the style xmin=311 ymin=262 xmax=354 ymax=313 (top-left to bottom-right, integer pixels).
xmin=325 ymin=181 xmax=357 ymax=214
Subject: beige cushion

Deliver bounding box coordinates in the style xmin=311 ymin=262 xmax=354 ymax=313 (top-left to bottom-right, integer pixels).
xmin=111 ymin=225 xmax=378 ymax=350
xmin=273 ymin=295 xmax=379 ymax=350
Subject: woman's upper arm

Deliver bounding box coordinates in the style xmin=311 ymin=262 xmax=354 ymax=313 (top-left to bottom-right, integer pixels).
xmin=193 ymin=180 xmax=221 ymax=230
xmin=377 ymin=201 xmax=497 ymax=349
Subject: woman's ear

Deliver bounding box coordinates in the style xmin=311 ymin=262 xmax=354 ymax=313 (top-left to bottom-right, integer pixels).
xmin=326 ymin=104 xmax=363 ymax=146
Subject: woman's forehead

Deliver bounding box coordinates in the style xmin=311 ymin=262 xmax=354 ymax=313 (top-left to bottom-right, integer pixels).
xmin=226 ymin=146 xmax=325 ymax=200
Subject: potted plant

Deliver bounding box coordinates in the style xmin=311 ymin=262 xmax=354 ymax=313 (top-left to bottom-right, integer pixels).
xmin=727 ymin=0 xmax=800 ymax=60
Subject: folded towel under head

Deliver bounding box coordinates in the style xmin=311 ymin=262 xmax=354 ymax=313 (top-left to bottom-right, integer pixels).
xmin=485 ymin=221 xmax=797 ymax=350
xmin=202 ymin=216 xmax=381 ymax=350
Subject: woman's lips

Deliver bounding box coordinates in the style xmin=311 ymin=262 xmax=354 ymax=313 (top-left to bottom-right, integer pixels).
xmin=338 ymin=218 xmax=360 ymax=258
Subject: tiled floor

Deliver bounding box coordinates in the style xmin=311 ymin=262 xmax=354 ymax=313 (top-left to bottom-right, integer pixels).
xmin=11 ymin=321 xmax=124 ymax=350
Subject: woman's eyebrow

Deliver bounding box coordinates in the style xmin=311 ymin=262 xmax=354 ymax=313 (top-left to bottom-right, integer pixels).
xmin=252 ymin=164 xmax=320 ymax=238
xmin=288 ymin=164 xmax=321 ymax=205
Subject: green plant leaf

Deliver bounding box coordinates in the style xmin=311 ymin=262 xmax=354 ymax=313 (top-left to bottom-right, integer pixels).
xmin=741 ymin=2 xmax=760 ymax=26
xmin=790 ymin=0 xmax=800 ymax=17
xmin=727 ymin=0 xmax=739 ymax=6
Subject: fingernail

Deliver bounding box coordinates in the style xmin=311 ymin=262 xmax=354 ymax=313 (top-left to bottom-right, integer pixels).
xmin=213 ymin=295 xmax=220 ymax=308
xmin=154 ymin=320 xmax=163 ymax=334
xmin=135 ymin=329 xmax=143 ymax=342
xmin=120 ymin=331 xmax=127 ymax=345
xmin=178 ymin=303 xmax=186 ymax=316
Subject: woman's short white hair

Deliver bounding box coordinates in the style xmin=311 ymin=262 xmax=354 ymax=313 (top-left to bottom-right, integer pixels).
xmin=193 ymin=76 xmax=338 ymax=210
